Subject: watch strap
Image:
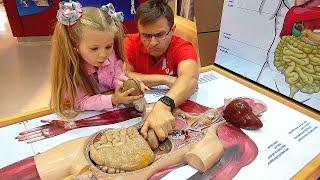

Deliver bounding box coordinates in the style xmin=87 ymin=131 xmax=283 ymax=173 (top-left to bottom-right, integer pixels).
xmin=159 ymin=96 xmax=175 ymax=111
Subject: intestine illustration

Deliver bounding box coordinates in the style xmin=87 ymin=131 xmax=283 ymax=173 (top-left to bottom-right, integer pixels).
xmin=258 ymin=0 xmax=320 ymax=108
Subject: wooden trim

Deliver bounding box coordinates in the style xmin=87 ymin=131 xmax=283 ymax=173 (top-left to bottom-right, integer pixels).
xmin=174 ymin=15 xmax=200 ymax=65
xmin=168 ymin=0 xmax=177 ymax=15
xmin=199 ymin=65 xmax=214 ymax=73
xmin=0 ymin=107 xmax=51 ymax=127
xmin=175 ymin=15 xmax=197 ymax=32
xmin=292 ymin=155 xmax=320 ymax=180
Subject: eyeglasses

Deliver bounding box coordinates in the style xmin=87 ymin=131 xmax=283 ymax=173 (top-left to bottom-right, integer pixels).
xmin=140 ymin=28 xmax=172 ymax=41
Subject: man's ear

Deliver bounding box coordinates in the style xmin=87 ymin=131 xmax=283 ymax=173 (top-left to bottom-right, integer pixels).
xmin=172 ymin=24 xmax=176 ymax=32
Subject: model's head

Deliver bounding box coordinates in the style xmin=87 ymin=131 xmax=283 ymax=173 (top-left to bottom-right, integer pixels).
xmin=50 ymin=2 xmax=125 ymax=118
xmin=136 ymin=0 xmax=175 ymax=58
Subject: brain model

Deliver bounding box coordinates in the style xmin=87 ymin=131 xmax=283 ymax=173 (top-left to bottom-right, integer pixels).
xmin=122 ymin=78 xmax=143 ymax=96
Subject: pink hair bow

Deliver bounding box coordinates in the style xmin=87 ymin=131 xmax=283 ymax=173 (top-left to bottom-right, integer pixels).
xmin=56 ymin=0 xmax=82 ymax=26
xmin=101 ymin=3 xmax=124 ymax=23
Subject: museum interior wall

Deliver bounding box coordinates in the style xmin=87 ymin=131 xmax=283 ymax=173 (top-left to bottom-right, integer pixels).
xmin=195 ymin=0 xmax=224 ymax=67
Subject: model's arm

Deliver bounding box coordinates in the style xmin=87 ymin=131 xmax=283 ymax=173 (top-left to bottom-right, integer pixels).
xmin=140 ymin=60 xmax=199 ymax=141
xmin=125 ymin=63 xmax=177 ymax=87
xmin=0 ymin=137 xmax=89 ymax=180
xmin=35 ymin=137 xmax=89 ymax=179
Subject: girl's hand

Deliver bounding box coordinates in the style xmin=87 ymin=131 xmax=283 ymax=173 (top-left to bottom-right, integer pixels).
xmin=137 ymin=79 xmax=150 ymax=92
xmin=111 ymin=87 xmax=143 ymax=105
xmin=114 ymin=75 xmax=128 ymax=88
xmin=116 ymin=76 xmax=150 ymax=93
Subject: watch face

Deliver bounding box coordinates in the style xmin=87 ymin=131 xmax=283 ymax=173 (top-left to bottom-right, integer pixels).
xmin=160 ymin=96 xmax=175 ymax=110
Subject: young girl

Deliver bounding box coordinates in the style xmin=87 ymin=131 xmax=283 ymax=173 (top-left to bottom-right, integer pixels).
xmin=50 ymin=1 xmax=142 ymax=118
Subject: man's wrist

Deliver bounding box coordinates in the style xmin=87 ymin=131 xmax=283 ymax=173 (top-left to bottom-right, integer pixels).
xmin=158 ymin=96 xmax=175 ymax=111
xmin=156 ymin=100 xmax=172 ymax=111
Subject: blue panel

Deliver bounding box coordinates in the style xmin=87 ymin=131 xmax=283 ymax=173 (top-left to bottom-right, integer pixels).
xmin=77 ymin=0 xmax=139 ymax=20
xmin=16 ymin=0 xmax=139 ymax=20
xmin=16 ymin=0 xmax=52 ymax=16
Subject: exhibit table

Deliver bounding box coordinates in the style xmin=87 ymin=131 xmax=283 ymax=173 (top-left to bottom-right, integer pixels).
xmin=0 ymin=65 xmax=319 ymax=179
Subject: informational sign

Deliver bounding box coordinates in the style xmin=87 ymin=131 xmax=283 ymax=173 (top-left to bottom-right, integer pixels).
xmin=215 ymin=0 xmax=320 ymax=112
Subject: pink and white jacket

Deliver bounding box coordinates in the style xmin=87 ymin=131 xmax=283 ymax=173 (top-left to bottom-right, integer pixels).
xmin=76 ymin=49 xmax=125 ymax=111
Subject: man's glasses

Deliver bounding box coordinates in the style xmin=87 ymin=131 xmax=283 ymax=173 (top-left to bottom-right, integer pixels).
xmin=140 ymin=28 xmax=172 ymax=41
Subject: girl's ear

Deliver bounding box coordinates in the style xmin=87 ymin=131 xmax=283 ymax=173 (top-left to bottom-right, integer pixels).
xmin=73 ymin=47 xmax=79 ymax=53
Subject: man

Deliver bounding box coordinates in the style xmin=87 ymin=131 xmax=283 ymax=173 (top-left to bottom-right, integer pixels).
xmin=124 ymin=0 xmax=199 ymax=141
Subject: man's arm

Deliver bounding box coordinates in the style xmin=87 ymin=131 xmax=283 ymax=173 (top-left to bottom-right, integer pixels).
xmin=164 ymin=59 xmax=199 ymax=106
xmin=125 ymin=63 xmax=177 ymax=87
xmin=140 ymin=60 xmax=199 ymax=141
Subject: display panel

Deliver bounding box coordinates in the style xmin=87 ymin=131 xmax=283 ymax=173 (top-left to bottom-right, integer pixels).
xmin=215 ymin=0 xmax=320 ymax=112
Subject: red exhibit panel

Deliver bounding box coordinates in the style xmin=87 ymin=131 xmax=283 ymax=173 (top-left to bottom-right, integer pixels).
xmin=3 ymin=0 xmax=146 ymax=37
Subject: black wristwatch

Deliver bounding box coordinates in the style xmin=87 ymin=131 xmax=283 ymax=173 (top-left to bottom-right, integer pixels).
xmin=159 ymin=96 xmax=175 ymax=111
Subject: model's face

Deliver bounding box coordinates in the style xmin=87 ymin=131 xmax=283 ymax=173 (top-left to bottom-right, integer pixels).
xmin=138 ymin=17 xmax=175 ymax=58
xmin=78 ymin=28 xmax=115 ymax=67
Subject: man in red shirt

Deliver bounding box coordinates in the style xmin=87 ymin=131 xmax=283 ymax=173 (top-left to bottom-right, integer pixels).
xmin=124 ymin=0 xmax=199 ymax=141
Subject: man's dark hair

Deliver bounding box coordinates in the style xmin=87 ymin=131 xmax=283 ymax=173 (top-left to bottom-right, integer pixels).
xmin=136 ymin=0 xmax=174 ymax=28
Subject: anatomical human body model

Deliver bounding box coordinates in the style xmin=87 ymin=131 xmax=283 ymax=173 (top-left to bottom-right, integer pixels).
xmin=84 ymin=115 xmax=224 ymax=179
xmin=15 ymin=107 xmax=142 ymax=143
xmin=89 ymin=127 xmax=155 ymax=173
xmin=1 ymin=97 xmax=267 ymax=179
xmin=188 ymin=97 xmax=267 ymax=179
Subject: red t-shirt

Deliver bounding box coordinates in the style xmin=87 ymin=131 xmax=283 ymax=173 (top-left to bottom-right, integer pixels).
xmin=124 ymin=33 xmax=197 ymax=76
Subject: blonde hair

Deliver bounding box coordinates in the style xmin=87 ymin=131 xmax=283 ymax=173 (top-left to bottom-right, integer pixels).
xmin=50 ymin=7 xmax=125 ymax=119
